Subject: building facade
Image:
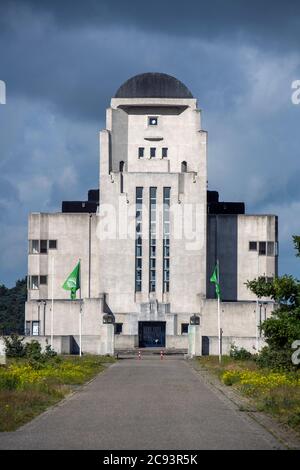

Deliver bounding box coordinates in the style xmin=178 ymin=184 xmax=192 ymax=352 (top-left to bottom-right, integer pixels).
xmin=25 ymin=73 xmax=278 ymax=354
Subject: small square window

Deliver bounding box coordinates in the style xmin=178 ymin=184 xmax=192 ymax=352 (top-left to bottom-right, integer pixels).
xmin=259 ymin=241 xmax=266 ymax=255
xmin=181 ymin=323 xmax=189 ymax=334
xmin=40 ymin=240 xmax=48 ymax=254
xmin=30 ymin=240 xmax=40 ymax=254
xmin=49 ymin=240 xmax=57 ymax=249
xmin=148 ymin=116 xmax=158 ymax=126
xmin=138 ymin=147 xmax=144 ymax=158
xmin=115 ymin=323 xmax=123 ymax=335
xmin=30 ymin=276 xmax=39 ymax=290
xmin=40 ymin=275 xmax=47 ymax=285
xmin=249 ymin=241 xmax=257 ymax=251
xmin=162 ymin=148 xmax=168 ymax=158
xmin=150 ymin=148 xmax=156 ymax=158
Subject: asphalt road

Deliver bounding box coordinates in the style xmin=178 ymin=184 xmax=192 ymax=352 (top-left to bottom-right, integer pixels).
xmin=0 ymin=357 xmax=285 ymax=450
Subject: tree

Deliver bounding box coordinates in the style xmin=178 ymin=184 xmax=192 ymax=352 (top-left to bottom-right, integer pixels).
xmin=0 ymin=278 xmax=27 ymax=335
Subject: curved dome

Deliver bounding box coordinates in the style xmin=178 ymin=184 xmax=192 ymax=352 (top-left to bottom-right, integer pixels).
xmin=115 ymin=73 xmax=193 ymax=99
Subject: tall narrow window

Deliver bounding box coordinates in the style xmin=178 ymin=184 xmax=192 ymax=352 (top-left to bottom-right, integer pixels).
xmin=138 ymin=147 xmax=144 ymax=158
xmin=135 ymin=188 xmax=143 ymax=292
xmin=181 ymin=161 xmax=187 ymax=172
xmin=150 ymin=148 xmax=156 ymax=158
xmin=149 ymin=187 xmax=157 ymax=292
xmin=162 ymin=148 xmax=168 ymax=158
xmin=40 ymin=240 xmax=48 ymax=254
xmin=163 ymin=188 xmax=171 ymax=292
xmin=119 ymin=161 xmax=125 ymax=194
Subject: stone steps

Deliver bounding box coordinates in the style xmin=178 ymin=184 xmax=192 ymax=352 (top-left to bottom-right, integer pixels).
xmin=115 ymin=348 xmax=187 ymax=356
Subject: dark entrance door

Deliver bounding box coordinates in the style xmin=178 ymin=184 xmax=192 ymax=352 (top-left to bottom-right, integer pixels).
xmin=138 ymin=321 xmax=166 ymax=348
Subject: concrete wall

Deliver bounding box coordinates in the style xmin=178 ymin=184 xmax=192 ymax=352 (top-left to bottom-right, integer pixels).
xmin=28 ymin=213 xmax=101 ymax=301
xmin=206 ymin=214 xmax=278 ymax=301
xmin=99 ymin=95 xmax=207 ymax=316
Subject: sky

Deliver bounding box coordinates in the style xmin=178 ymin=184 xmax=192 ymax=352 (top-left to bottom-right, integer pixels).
xmin=0 ymin=0 xmax=300 ymax=286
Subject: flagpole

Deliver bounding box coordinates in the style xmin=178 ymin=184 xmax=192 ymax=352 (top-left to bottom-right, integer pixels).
xmin=51 ymin=256 xmax=54 ymax=349
xmin=217 ymin=259 xmax=221 ymax=364
xmin=79 ymin=258 xmax=82 ymax=357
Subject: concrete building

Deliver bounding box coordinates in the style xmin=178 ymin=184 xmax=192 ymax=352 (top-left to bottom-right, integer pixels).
xmin=25 ymin=73 xmax=278 ymax=354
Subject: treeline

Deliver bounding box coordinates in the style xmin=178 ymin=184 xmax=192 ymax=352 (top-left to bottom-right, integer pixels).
xmin=0 ymin=278 xmax=27 ymax=335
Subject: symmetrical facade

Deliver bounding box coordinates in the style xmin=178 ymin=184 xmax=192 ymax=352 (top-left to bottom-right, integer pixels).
xmin=25 ymin=73 xmax=278 ymax=354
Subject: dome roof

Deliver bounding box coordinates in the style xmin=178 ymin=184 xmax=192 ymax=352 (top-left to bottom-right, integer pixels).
xmin=114 ymin=73 xmax=193 ymax=99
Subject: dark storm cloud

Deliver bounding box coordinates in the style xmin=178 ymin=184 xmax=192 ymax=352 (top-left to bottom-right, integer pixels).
xmin=1 ymin=0 xmax=300 ymax=51
xmin=0 ymin=0 xmax=299 ymax=285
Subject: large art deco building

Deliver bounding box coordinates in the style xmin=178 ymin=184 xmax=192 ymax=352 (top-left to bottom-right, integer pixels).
xmin=25 ymin=73 xmax=278 ymax=354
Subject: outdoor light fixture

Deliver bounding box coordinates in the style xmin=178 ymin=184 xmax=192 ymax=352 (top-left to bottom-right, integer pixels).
xmin=190 ymin=314 xmax=200 ymax=325
xmin=103 ymin=313 xmax=115 ymax=324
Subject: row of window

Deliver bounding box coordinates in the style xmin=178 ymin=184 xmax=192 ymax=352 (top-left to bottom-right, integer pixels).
xmin=29 ymin=239 xmax=57 ymax=254
xmin=138 ymin=147 xmax=168 ymax=159
xmin=28 ymin=275 xmax=48 ymax=290
xmin=135 ymin=187 xmax=171 ymax=293
xmin=249 ymin=241 xmax=278 ymax=256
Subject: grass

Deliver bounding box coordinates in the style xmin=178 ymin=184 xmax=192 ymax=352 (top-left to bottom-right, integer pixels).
xmin=0 ymin=355 xmax=116 ymax=432
xmin=197 ymin=356 xmax=300 ymax=434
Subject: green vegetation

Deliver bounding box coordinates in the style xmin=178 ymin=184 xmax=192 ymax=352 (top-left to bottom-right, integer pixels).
xmin=0 ymin=354 xmax=115 ymax=431
xmin=245 ymin=236 xmax=300 ymax=371
xmin=0 ymin=278 xmax=26 ymax=335
xmin=197 ymin=356 xmax=300 ymax=433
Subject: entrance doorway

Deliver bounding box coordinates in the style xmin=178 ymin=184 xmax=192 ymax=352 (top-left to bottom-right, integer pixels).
xmin=138 ymin=321 xmax=166 ymax=348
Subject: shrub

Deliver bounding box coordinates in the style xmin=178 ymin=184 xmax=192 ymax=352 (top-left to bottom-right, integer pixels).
xmin=3 ymin=335 xmax=25 ymax=357
xmin=255 ymin=346 xmax=297 ymax=371
xmin=24 ymin=341 xmax=43 ymax=361
xmin=44 ymin=344 xmax=57 ymax=358
xmin=230 ymin=343 xmax=253 ymax=360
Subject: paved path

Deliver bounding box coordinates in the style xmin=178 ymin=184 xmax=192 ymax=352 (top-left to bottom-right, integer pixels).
xmin=0 ymin=357 xmax=285 ymax=450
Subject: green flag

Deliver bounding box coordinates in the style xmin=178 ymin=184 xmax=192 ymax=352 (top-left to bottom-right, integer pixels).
xmin=62 ymin=261 xmax=80 ymax=300
xmin=210 ymin=263 xmax=221 ymax=300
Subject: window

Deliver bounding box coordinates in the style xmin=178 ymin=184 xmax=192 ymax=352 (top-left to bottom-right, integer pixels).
xmin=149 ymin=187 xmax=157 ymax=292
xmin=32 ymin=321 xmax=40 ymax=336
xmin=39 ymin=275 xmax=48 ymax=285
xmin=259 ymin=241 xmax=266 ymax=255
xmin=267 ymin=241 xmax=274 ymax=256
xmin=138 ymin=147 xmax=144 ymax=158
xmin=115 ymin=323 xmax=123 ymax=335
xmin=40 ymin=240 xmax=48 ymax=254
xmin=249 ymin=241 xmax=257 ymax=251
xmin=163 ymin=187 xmax=171 ymax=293
xmin=181 ymin=323 xmax=189 ymax=334
xmin=25 ymin=321 xmax=31 ymax=336
xmin=181 ymin=161 xmax=187 ymax=173
xmin=162 ymin=148 xmax=168 ymax=158
xmin=148 ymin=116 xmax=158 ymax=126
xmin=135 ymin=188 xmax=143 ymax=292
xmin=266 ymin=277 xmax=274 ymax=283
xmin=150 ymin=148 xmax=156 ymax=158
xmin=49 ymin=240 xmax=57 ymax=250
xmin=30 ymin=276 xmax=39 ymax=290
xmin=30 ymin=240 xmax=40 ymax=254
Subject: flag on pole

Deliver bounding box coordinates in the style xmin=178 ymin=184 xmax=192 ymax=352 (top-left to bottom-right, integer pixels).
xmin=210 ymin=264 xmax=221 ymax=300
xmin=62 ymin=261 xmax=80 ymax=299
